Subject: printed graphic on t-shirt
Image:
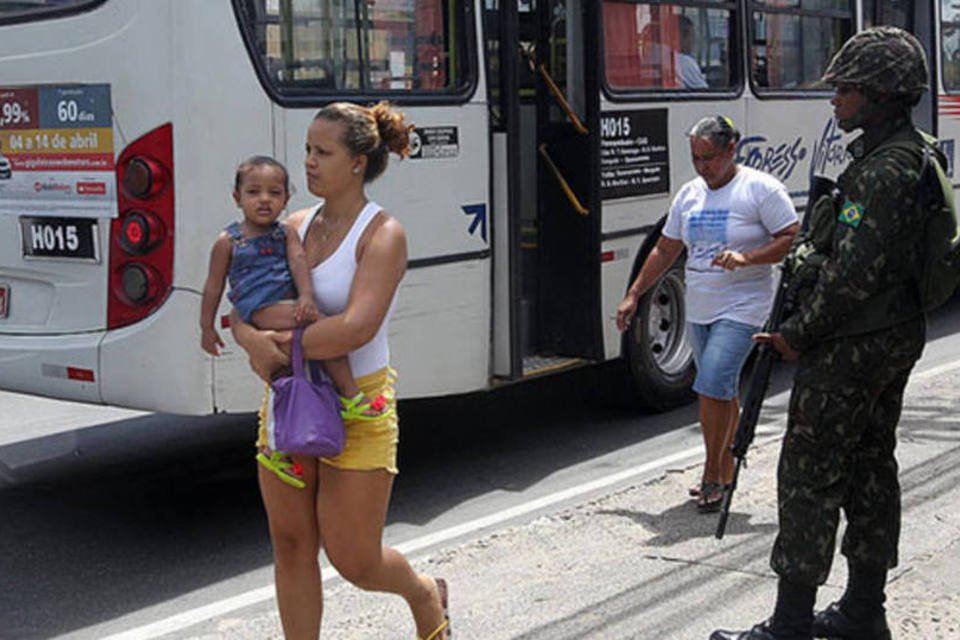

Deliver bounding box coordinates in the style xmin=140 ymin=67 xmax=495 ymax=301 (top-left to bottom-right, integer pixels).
xmin=687 ymin=208 xmax=729 ymax=269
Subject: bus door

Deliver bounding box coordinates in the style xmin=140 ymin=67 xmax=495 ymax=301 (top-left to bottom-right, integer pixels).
xmin=863 ymin=0 xmax=937 ymax=133
xmin=532 ymin=0 xmax=602 ymax=368
xmin=488 ymin=0 xmax=601 ymax=380
xmin=517 ymin=0 xmax=601 ymax=376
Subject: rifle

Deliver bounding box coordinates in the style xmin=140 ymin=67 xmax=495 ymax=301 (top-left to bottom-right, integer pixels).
xmin=715 ymin=175 xmax=837 ymax=540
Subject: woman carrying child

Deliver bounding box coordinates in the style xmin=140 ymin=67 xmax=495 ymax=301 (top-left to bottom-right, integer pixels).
xmin=200 ymin=155 xmax=391 ymax=489
xmin=230 ymin=102 xmax=450 ymax=640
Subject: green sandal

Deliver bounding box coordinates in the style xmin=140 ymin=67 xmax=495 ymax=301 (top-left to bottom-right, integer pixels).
xmin=340 ymin=392 xmax=394 ymax=422
xmin=256 ymin=449 xmax=306 ymax=489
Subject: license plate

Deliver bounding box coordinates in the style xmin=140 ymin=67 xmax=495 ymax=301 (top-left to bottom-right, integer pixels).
xmin=19 ymin=216 xmax=99 ymax=262
xmin=0 ymin=283 xmax=8 ymax=319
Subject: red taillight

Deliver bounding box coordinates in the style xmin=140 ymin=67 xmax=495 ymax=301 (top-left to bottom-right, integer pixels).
xmin=119 ymin=210 xmax=165 ymax=255
xmin=108 ymin=124 xmax=174 ymax=329
xmin=118 ymin=263 xmax=164 ymax=305
xmin=122 ymin=156 xmax=166 ymax=199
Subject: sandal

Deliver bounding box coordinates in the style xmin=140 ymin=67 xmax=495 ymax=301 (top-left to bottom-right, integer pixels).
xmin=256 ymin=448 xmax=306 ymax=489
xmin=417 ymin=577 xmax=450 ymax=640
xmin=697 ymin=482 xmax=724 ymax=513
xmin=340 ymin=392 xmax=394 ymax=422
xmin=690 ymin=480 xmax=731 ymax=498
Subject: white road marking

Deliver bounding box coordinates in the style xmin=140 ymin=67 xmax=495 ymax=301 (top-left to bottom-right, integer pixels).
xmin=910 ymin=357 xmax=960 ymax=382
xmin=99 ymin=445 xmax=707 ymax=640
xmin=90 ymin=355 xmax=960 ymax=640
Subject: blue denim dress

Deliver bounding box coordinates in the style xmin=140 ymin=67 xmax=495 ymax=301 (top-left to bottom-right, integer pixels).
xmin=226 ymin=221 xmax=296 ymax=322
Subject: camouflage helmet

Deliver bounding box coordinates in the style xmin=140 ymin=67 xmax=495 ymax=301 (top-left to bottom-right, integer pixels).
xmin=821 ymin=26 xmax=929 ymax=97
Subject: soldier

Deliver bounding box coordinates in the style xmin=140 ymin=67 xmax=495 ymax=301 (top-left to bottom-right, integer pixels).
xmin=710 ymin=26 xmax=941 ymax=640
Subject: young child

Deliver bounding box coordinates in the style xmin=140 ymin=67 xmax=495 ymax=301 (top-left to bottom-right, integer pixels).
xmin=200 ymin=156 xmax=390 ymax=488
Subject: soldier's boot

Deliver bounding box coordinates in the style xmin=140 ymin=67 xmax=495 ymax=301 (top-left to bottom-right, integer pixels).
xmin=810 ymin=603 xmax=891 ymax=640
xmin=710 ymin=578 xmax=815 ymax=640
xmin=812 ymin=564 xmax=891 ymax=640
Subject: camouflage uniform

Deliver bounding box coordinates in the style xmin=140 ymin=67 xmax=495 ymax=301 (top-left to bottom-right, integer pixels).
xmin=709 ymin=26 xmax=937 ymax=640
xmin=771 ymin=114 xmax=934 ymax=586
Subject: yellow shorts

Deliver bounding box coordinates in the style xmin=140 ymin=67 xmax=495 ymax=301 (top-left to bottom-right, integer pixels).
xmin=257 ymin=366 xmax=399 ymax=474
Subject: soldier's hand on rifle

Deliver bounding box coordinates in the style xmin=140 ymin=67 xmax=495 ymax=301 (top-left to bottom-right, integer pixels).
xmin=616 ymin=293 xmax=639 ymax=332
xmin=753 ymin=331 xmax=800 ymax=360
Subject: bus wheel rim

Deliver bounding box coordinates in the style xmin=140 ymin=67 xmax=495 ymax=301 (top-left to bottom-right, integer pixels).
xmin=640 ymin=272 xmax=690 ymax=377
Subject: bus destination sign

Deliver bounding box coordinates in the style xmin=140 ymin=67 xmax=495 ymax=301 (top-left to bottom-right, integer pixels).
xmin=600 ymin=109 xmax=670 ymax=199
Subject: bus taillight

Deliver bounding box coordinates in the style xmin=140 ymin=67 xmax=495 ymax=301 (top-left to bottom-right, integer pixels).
xmin=108 ymin=124 xmax=174 ymax=329
xmin=119 ymin=211 xmax=165 ymax=255
xmin=122 ymin=156 xmax=166 ymax=199
xmin=118 ymin=263 xmax=163 ymax=305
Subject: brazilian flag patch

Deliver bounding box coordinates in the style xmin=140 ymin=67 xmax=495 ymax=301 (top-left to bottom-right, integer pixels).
xmin=838 ymin=200 xmax=864 ymax=227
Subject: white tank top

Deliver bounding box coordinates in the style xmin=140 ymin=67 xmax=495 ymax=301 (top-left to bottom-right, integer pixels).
xmin=299 ymin=201 xmax=396 ymax=377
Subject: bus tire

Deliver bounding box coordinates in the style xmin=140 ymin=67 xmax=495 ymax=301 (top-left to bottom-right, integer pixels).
xmin=622 ymin=226 xmax=696 ymax=411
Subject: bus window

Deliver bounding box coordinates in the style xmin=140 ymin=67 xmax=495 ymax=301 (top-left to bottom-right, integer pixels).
xmin=482 ymin=3 xmax=504 ymax=128
xmin=0 ymin=0 xmax=104 ymax=23
xmin=942 ymin=0 xmax=960 ymax=91
xmin=749 ymin=0 xmax=853 ymax=92
xmin=235 ymin=0 xmax=471 ymax=97
xmin=863 ymin=0 xmax=912 ymax=30
xmin=602 ymin=1 xmax=738 ymax=93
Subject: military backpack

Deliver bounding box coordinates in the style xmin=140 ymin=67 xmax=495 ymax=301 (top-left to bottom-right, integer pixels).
xmin=895 ymin=132 xmax=960 ymax=312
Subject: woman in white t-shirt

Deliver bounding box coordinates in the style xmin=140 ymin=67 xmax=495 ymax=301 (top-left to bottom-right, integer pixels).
xmin=616 ymin=115 xmax=799 ymax=512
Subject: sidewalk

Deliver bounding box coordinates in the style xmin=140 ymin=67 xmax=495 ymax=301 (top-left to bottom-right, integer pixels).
xmin=186 ymin=365 xmax=960 ymax=640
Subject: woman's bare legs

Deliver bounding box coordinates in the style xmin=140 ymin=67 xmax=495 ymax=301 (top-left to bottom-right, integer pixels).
xmin=259 ymin=457 xmax=323 ymax=640
xmin=699 ymin=394 xmax=740 ymax=486
xmin=319 ymin=465 xmax=448 ymax=638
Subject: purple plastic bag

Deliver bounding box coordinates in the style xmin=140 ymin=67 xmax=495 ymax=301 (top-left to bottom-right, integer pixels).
xmin=270 ymin=327 xmax=345 ymax=457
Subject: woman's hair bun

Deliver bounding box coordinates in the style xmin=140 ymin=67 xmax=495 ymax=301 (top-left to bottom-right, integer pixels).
xmin=370 ymin=101 xmax=414 ymax=158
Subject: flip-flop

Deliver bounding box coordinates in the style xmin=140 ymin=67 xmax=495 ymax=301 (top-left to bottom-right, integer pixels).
xmin=691 ymin=481 xmax=732 ymax=498
xmin=340 ymin=392 xmax=395 ymax=422
xmin=437 ymin=577 xmax=450 ymax=637
xmin=256 ymin=449 xmax=306 ymax=489
xmin=697 ymin=482 xmax=724 ymax=513
xmin=418 ymin=577 xmax=450 ymax=640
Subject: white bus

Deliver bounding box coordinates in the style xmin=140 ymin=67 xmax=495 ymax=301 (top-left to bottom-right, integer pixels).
xmin=0 ymin=0 xmax=956 ymax=416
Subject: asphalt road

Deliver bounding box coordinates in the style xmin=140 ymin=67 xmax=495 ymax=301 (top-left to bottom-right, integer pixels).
xmin=2 ymin=297 xmax=960 ymax=639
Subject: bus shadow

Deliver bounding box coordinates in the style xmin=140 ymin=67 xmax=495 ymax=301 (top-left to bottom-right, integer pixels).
xmin=0 ymin=412 xmax=269 ymax=639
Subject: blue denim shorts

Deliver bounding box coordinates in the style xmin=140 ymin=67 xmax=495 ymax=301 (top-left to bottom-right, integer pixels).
xmin=687 ymin=319 xmax=760 ymax=400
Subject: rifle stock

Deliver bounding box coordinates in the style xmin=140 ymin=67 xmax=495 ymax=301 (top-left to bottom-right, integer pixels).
xmin=714 ymin=175 xmax=836 ymax=540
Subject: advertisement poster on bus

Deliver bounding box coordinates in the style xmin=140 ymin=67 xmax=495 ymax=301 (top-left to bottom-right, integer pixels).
xmin=0 ymin=83 xmax=116 ymax=219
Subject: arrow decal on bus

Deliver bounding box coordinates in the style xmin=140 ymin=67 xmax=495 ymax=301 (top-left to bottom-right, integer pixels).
xmin=462 ymin=203 xmax=487 ymax=243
